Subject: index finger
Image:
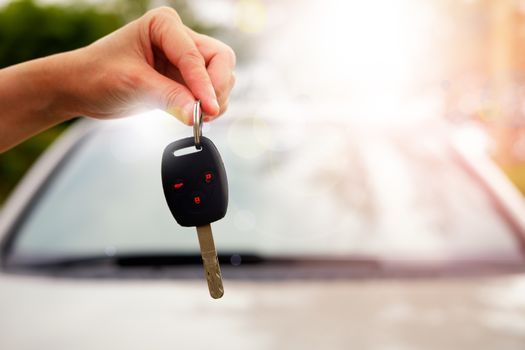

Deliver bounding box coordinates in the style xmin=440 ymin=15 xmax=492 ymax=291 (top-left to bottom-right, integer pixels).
xmin=144 ymin=8 xmax=220 ymax=116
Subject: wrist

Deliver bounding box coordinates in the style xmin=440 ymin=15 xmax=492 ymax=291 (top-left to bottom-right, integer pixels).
xmin=0 ymin=50 xmax=85 ymax=151
xmin=40 ymin=49 xmax=85 ymax=120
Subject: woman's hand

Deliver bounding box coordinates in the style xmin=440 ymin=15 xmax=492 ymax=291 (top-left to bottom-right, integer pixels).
xmin=68 ymin=6 xmax=236 ymax=123
xmin=0 ymin=7 xmax=236 ymax=152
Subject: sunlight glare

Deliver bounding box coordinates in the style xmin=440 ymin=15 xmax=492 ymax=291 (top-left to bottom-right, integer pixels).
xmin=263 ymin=0 xmax=441 ymax=121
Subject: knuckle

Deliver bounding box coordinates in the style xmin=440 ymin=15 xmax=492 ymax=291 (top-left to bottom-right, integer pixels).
xmin=145 ymin=6 xmax=181 ymax=28
xmin=213 ymin=43 xmax=236 ymax=67
xmin=220 ymin=72 xmax=236 ymax=90
xmin=149 ymin=6 xmax=179 ymax=19
xmin=164 ymin=85 xmax=183 ymax=106
xmin=225 ymin=46 xmax=237 ymax=67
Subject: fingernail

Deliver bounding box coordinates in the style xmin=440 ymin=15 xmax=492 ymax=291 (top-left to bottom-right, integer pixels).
xmin=166 ymin=102 xmax=194 ymax=124
xmin=167 ymin=106 xmax=181 ymax=118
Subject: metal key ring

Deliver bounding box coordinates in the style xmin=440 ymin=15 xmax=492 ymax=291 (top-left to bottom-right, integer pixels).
xmin=193 ymin=100 xmax=203 ymax=149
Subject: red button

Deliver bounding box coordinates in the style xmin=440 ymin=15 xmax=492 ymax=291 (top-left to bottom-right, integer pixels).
xmin=204 ymin=171 xmax=213 ymax=183
xmin=193 ymin=196 xmax=201 ymax=205
xmin=173 ymin=181 xmax=184 ymax=190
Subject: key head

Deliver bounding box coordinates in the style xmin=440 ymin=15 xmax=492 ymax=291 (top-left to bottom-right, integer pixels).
xmin=161 ymin=136 xmax=228 ymax=227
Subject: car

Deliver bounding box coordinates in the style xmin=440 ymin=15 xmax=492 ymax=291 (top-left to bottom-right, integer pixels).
xmin=1 ymin=107 xmax=525 ymax=349
xmin=3 ymin=0 xmax=525 ymax=346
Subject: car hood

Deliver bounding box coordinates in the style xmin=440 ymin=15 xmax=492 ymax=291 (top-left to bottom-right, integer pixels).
xmin=0 ymin=274 xmax=524 ymax=350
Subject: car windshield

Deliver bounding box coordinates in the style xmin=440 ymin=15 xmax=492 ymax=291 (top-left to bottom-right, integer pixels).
xmin=5 ymin=0 xmax=525 ymax=267
xmin=6 ymin=112 xmax=524 ymax=264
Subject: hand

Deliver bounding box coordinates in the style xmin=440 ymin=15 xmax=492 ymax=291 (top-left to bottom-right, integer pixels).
xmin=0 ymin=7 xmax=235 ymax=151
xmin=64 ymin=6 xmax=236 ymax=123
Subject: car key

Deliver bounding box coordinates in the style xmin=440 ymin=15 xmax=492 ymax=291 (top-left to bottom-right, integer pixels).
xmin=161 ymin=101 xmax=228 ymax=299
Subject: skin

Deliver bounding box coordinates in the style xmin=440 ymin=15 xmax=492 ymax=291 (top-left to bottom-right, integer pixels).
xmin=0 ymin=7 xmax=236 ymax=153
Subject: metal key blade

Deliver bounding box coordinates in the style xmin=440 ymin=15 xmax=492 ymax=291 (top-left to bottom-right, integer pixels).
xmin=196 ymin=224 xmax=224 ymax=299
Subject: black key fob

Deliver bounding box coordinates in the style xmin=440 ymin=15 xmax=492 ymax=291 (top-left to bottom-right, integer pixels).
xmin=161 ymin=136 xmax=228 ymax=227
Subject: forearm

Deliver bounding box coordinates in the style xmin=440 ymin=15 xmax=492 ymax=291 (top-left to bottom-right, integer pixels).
xmin=0 ymin=52 xmax=77 ymax=152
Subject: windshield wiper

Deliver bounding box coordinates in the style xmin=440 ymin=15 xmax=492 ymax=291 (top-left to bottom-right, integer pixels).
xmin=4 ymin=252 xmax=382 ymax=270
xmin=4 ymin=253 xmax=258 ymax=269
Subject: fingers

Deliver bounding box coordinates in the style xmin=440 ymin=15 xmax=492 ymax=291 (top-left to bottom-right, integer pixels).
xmin=207 ymin=64 xmax=235 ymax=118
xmin=142 ymin=68 xmax=196 ymax=125
xmin=144 ymin=7 xmax=220 ymax=116
xmin=188 ymin=30 xmax=236 ymax=120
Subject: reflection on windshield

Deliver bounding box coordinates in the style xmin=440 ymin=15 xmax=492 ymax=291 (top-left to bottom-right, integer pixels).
xmin=9 ymin=112 xmax=524 ymax=263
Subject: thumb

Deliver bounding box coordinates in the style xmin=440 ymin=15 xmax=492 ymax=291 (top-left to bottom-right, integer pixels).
xmin=142 ymin=70 xmax=196 ymax=124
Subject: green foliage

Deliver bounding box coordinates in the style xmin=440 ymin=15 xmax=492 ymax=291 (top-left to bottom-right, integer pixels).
xmin=0 ymin=0 xmax=126 ymax=204
xmin=0 ymin=0 xmax=125 ymax=68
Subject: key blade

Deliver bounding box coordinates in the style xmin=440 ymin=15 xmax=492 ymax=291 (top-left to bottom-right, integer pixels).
xmin=196 ymin=224 xmax=224 ymax=299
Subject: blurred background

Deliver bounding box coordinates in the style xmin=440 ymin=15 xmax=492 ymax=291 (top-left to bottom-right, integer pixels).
xmin=2 ymin=0 xmax=525 ymax=202
xmin=2 ymin=1 xmax=525 ymax=349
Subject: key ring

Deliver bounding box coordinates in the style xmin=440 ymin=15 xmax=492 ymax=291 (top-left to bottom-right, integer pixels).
xmin=193 ymin=100 xmax=203 ymax=149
